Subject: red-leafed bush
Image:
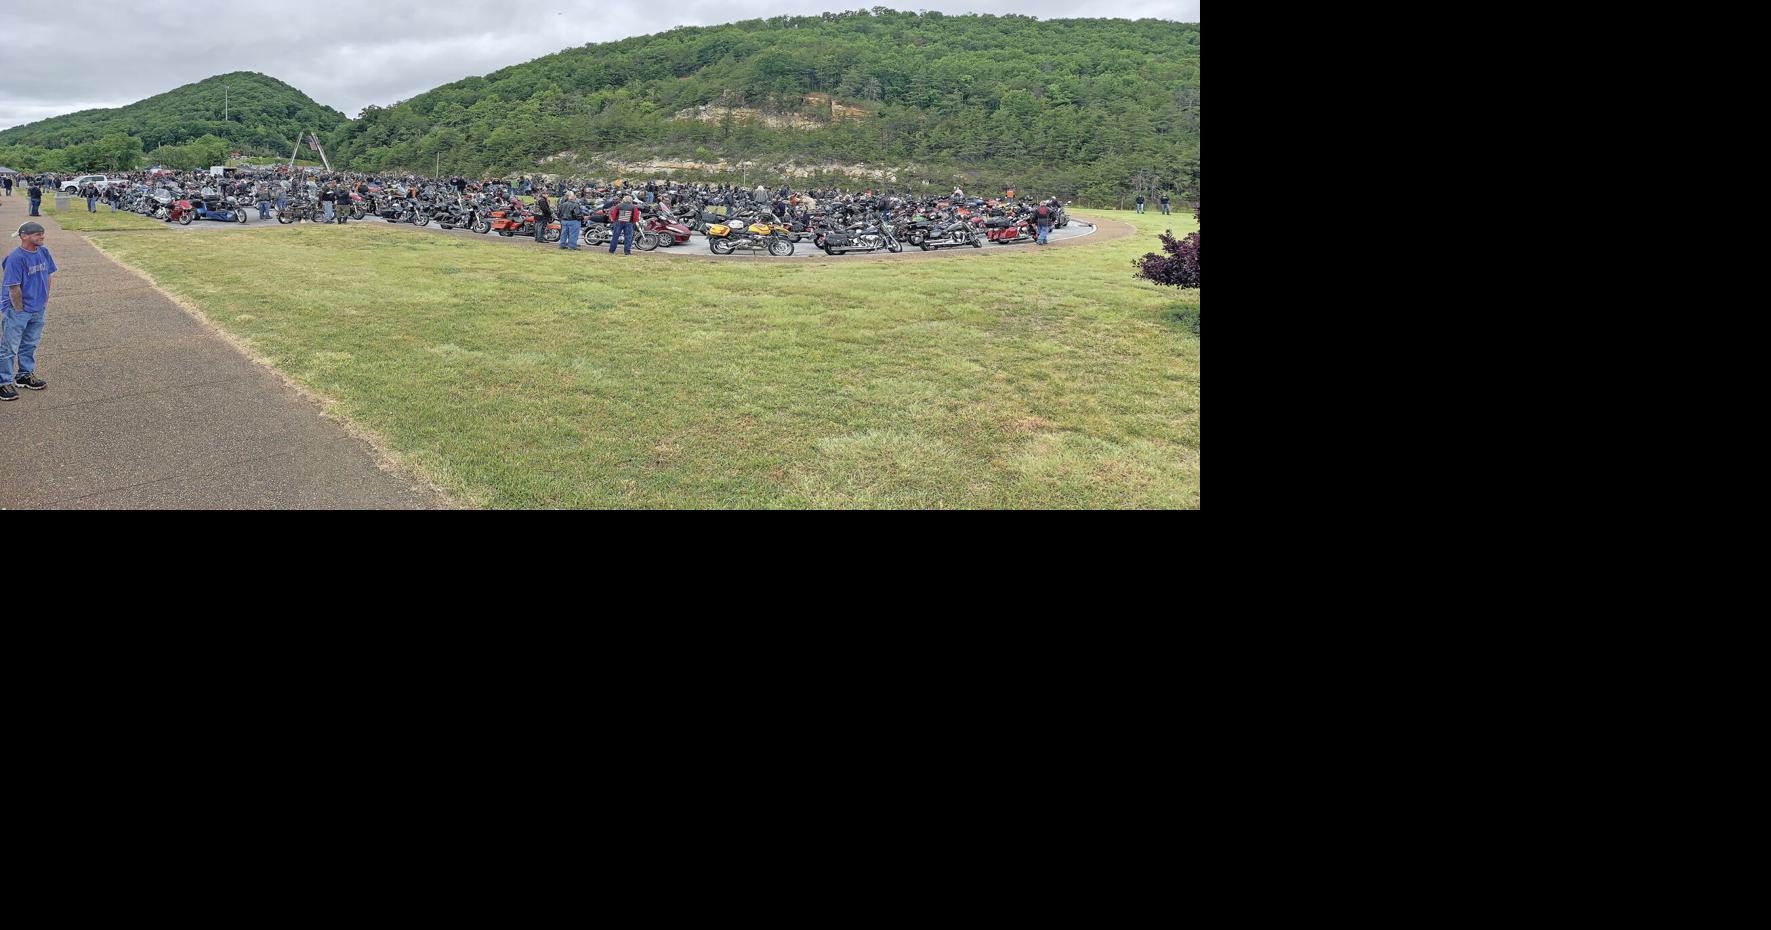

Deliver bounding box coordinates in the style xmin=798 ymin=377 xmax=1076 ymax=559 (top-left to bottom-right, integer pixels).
xmin=1134 ymin=210 xmax=1200 ymax=289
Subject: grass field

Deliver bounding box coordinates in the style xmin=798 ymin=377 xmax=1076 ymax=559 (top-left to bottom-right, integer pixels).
xmin=82 ymin=208 xmax=1200 ymax=508
xmin=29 ymin=198 xmax=171 ymax=232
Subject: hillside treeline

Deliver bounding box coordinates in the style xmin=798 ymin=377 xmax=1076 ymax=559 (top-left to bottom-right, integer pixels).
xmin=2 ymin=12 xmax=1199 ymax=203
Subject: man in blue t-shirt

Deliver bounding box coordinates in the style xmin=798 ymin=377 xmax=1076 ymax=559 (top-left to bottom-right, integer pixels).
xmin=1 ymin=221 xmax=56 ymax=401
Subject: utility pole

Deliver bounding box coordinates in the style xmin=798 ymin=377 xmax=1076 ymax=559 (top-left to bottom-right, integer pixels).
xmin=224 ymin=84 xmax=228 ymax=122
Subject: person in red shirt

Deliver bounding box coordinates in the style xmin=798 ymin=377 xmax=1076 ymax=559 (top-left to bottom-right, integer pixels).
xmin=608 ymin=195 xmax=642 ymax=255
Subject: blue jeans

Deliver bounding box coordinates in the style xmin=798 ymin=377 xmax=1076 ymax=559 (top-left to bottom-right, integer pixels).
xmin=610 ymin=222 xmax=634 ymax=253
xmin=1160 ymin=204 xmax=1170 ymax=214
xmin=277 ymin=195 xmax=287 ymax=213
xmin=258 ymin=200 xmax=271 ymax=219
xmin=29 ymin=199 xmax=40 ymax=216
xmin=1 ymin=309 xmax=45 ymax=381
xmin=561 ymin=220 xmax=581 ymax=249
xmin=1036 ymin=224 xmax=1050 ymax=244
xmin=322 ymin=202 xmax=334 ymax=222
xmin=1136 ymin=203 xmax=1145 ymax=213
xmin=87 ymin=195 xmax=97 ymax=212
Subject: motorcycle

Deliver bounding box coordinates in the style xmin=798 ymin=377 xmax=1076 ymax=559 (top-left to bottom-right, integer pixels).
xmin=817 ymin=223 xmax=902 ymax=255
xmin=975 ymin=215 xmax=1033 ymax=245
xmin=194 ymin=195 xmax=250 ymax=223
xmin=166 ymin=195 xmax=196 ymax=225
xmin=277 ymin=198 xmax=319 ymax=224
xmin=437 ymin=202 xmax=489 ymax=233
xmin=917 ymin=218 xmax=983 ymax=251
xmin=578 ymin=216 xmax=659 ymax=250
xmin=705 ymin=220 xmax=793 ymax=256
xmin=489 ymin=209 xmax=564 ymax=242
xmin=642 ymin=213 xmax=694 ymax=246
xmin=896 ymin=216 xmax=937 ymax=247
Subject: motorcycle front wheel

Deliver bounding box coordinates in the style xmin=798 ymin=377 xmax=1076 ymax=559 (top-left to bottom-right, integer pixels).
xmin=888 ymin=239 xmax=903 ymax=253
xmin=178 ymin=213 xmax=192 ymax=225
xmin=710 ymin=238 xmax=735 ymax=255
xmin=277 ymin=214 xmax=292 ymax=225
xmin=473 ymin=220 xmax=491 ymax=234
xmin=636 ymin=232 xmax=658 ymax=251
xmin=417 ymin=214 xmax=430 ymax=227
xmin=498 ymin=228 xmax=513 ymax=237
xmin=768 ymin=238 xmax=794 ymax=257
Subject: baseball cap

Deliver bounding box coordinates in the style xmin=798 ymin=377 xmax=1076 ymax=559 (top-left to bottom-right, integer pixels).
xmin=13 ymin=222 xmax=44 ymax=238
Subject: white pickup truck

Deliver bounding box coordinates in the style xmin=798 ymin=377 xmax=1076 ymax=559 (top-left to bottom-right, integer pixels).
xmin=61 ymin=174 xmax=114 ymax=192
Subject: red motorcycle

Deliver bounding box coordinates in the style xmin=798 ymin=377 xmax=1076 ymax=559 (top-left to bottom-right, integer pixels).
xmin=489 ymin=208 xmax=561 ymax=242
xmin=974 ymin=214 xmax=1033 ymax=245
xmin=166 ymin=197 xmax=196 ymax=225
xmin=643 ymin=214 xmax=693 ymax=246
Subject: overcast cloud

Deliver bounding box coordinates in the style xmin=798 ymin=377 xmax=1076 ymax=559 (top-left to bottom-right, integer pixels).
xmin=3 ymin=1 xmax=1198 ymax=134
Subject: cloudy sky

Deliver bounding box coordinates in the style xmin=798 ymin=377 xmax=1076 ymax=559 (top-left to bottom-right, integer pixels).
xmin=3 ymin=1 xmax=1198 ymax=134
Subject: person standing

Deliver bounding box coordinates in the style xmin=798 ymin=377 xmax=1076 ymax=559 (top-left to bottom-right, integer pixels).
xmin=2 ymin=176 xmax=11 ymax=197
xmin=1033 ymin=200 xmax=1054 ymax=245
xmin=256 ymin=182 xmax=271 ymax=220
xmin=28 ymin=179 xmax=42 ymax=217
xmin=319 ymin=184 xmax=335 ymax=223
xmin=532 ymin=188 xmax=553 ymax=243
xmin=0 ymin=222 xmax=56 ymax=402
xmin=608 ymin=194 xmax=640 ymax=255
xmin=558 ymin=192 xmax=582 ymax=251
xmin=1159 ymin=192 xmax=1171 ymax=215
xmin=1135 ymin=193 xmax=1146 ymax=214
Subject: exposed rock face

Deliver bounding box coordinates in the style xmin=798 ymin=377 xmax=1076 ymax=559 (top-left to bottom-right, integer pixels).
xmin=602 ymin=157 xmax=899 ymax=181
xmin=671 ymin=93 xmax=869 ymax=131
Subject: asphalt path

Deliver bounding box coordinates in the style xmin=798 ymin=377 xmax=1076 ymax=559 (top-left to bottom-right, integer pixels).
xmin=0 ymin=208 xmax=450 ymax=509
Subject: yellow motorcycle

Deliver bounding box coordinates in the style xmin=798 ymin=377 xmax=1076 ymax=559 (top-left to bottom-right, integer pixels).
xmin=705 ymin=220 xmax=796 ymax=256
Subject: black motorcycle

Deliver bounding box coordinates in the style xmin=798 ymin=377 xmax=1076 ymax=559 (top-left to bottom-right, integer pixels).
xmin=917 ymin=218 xmax=982 ymax=251
xmin=896 ymin=217 xmax=938 ymax=247
xmin=437 ymin=202 xmax=489 ymax=233
xmin=818 ymin=223 xmax=902 ymax=255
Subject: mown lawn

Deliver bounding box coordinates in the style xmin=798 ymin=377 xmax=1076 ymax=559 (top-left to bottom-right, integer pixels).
xmin=86 ymin=209 xmax=1200 ymax=508
xmin=31 ymin=197 xmax=171 ymax=232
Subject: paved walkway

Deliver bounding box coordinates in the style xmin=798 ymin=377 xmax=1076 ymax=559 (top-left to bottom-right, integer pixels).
xmin=0 ymin=209 xmax=446 ymax=509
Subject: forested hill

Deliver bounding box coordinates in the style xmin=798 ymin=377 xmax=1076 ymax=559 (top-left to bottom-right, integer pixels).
xmin=330 ymin=10 xmax=1200 ymax=200
xmin=0 ymin=72 xmax=346 ymax=164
